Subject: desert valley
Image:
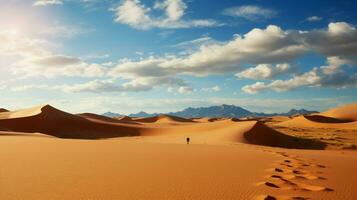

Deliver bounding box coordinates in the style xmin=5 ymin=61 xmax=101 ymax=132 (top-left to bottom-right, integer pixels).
xmin=0 ymin=103 xmax=357 ymax=200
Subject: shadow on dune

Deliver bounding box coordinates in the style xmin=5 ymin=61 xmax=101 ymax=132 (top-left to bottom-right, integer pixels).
xmin=304 ymin=115 xmax=353 ymax=123
xmin=243 ymin=122 xmax=327 ymax=150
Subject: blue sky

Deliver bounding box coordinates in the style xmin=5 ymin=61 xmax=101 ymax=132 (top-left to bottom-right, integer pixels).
xmin=0 ymin=0 xmax=356 ymax=114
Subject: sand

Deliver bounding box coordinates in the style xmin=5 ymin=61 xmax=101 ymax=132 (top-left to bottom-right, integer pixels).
xmin=0 ymin=108 xmax=9 ymax=113
xmin=1 ymin=103 xmax=357 ymax=199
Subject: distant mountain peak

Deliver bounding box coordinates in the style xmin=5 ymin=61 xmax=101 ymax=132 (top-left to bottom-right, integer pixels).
xmin=102 ymin=104 xmax=317 ymax=118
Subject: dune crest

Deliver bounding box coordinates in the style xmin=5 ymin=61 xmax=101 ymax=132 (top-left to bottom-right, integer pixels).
xmin=133 ymin=114 xmax=194 ymax=123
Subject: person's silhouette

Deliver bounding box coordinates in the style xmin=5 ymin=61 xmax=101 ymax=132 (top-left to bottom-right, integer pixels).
xmin=186 ymin=137 xmax=190 ymax=144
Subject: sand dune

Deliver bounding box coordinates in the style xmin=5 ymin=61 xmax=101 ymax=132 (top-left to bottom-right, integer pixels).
xmin=319 ymin=103 xmax=357 ymax=121
xmin=244 ymin=122 xmax=325 ymax=149
xmin=0 ymin=108 xmax=9 ymax=112
xmin=191 ymin=117 xmax=211 ymax=122
xmin=77 ymin=113 xmax=123 ymax=123
xmin=275 ymin=103 xmax=357 ymax=130
xmin=133 ymin=114 xmax=194 ymax=123
xmin=116 ymin=115 xmax=133 ymax=121
xmin=0 ymin=105 xmax=143 ymax=139
xmin=277 ymin=115 xmax=357 ymax=130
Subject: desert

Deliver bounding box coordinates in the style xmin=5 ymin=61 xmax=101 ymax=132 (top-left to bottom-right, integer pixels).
xmin=1 ymin=1 xmax=357 ymax=199
xmin=1 ymin=103 xmax=357 ymax=200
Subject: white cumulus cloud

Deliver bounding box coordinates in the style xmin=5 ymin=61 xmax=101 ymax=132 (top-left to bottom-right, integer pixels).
xmin=112 ymin=0 xmax=217 ymax=30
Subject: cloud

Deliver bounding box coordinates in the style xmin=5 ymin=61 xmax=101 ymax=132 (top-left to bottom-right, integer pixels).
xmin=236 ymin=63 xmax=292 ymax=80
xmin=60 ymin=76 xmax=186 ymax=93
xmin=0 ymin=30 xmax=51 ymax=58
xmin=223 ymin=5 xmax=277 ymax=21
xmin=13 ymin=55 xmax=107 ymax=78
xmin=109 ymin=24 xmax=306 ymax=78
xmin=112 ymin=0 xmax=217 ymax=30
xmin=202 ymin=85 xmax=221 ymax=92
xmin=82 ymin=53 xmax=110 ymax=60
xmin=33 ymin=0 xmax=63 ymax=6
xmin=241 ymin=56 xmax=356 ymax=94
xmin=173 ymin=36 xmax=217 ymax=49
xmin=307 ymin=16 xmax=323 ymax=22
xmin=304 ymin=22 xmax=357 ymax=64
xmin=40 ymin=22 xmax=94 ymax=38
xmin=178 ymin=86 xmax=194 ymax=94
xmin=3 ymin=22 xmax=356 ymax=94
xmin=154 ymin=0 xmax=187 ymax=21
xmin=241 ymin=68 xmax=320 ymax=94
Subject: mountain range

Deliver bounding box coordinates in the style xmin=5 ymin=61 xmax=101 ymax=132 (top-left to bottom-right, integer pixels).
xmin=102 ymin=104 xmax=317 ymax=118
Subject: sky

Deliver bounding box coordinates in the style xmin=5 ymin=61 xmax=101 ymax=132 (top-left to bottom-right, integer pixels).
xmin=0 ymin=0 xmax=357 ymax=114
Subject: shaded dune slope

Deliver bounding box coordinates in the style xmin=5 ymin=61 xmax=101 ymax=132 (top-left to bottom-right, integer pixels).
xmin=0 ymin=108 xmax=9 ymax=113
xmin=304 ymin=115 xmax=353 ymax=123
xmin=244 ymin=122 xmax=325 ymax=149
xmin=77 ymin=113 xmax=123 ymax=123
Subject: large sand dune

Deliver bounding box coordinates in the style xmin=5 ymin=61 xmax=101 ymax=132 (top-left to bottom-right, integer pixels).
xmin=319 ymin=103 xmax=357 ymax=121
xmin=0 ymin=105 xmax=143 ymax=139
xmin=277 ymin=114 xmax=357 ymax=130
xmin=275 ymin=103 xmax=357 ymax=130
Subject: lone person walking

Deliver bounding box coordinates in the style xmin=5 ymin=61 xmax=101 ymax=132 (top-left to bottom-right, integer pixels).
xmin=186 ymin=137 xmax=190 ymax=144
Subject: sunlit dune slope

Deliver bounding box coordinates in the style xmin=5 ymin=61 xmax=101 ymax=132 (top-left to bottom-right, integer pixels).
xmin=319 ymin=103 xmax=357 ymax=121
xmin=133 ymin=114 xmax=195 ymax=123
xmin=277 ymin=115 xmax=357 ymax=130
xmin=276 ymin=103 xmax=357 ymax=130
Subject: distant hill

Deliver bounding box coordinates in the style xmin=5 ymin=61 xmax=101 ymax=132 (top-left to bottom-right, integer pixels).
xmin=102 ymin=105 xmax=317 ymax=118
xmin=102 ymin=112 xmax=123 ymax=118
xmin=129 ymin=111 xmax=157 ymax=118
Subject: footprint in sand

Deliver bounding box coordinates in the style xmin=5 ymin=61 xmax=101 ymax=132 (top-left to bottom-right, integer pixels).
xmin=257 ymin=194 xmax=310 ymax=200
xmin=257 ymin=150 xmax=333 ymax=199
